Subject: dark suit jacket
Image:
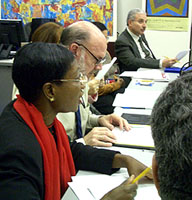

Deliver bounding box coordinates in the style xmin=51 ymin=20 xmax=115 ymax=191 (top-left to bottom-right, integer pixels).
xmin=115 ymin=29 xmax=160 ymax=72
xmin=0 ymin=101 xmax=118 ymax=199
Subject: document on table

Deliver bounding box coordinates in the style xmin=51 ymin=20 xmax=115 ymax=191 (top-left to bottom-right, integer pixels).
xmin=95 ymin=57 xmax=117 ymax=80
xmin=112 ymin=126 xmax=154 ymax=150
xmin=112 ymin=89 xmax=162 ymax=109
xmin=120 ymin=69 xmax=170 ymax=82
xmin=67 ymin=169 xmax=160 ymax=200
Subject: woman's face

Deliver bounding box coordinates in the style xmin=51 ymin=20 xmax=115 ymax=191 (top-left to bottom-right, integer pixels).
xmin=53 ymin=61 xmax=85 ymax=113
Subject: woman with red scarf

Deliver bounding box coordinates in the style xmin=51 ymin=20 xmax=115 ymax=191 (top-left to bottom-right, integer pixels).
xmin=0 ymin=42 xmax=151 ymax=200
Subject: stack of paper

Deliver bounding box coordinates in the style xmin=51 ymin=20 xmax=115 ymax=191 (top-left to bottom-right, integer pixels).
xmin=120 ymin=69 xmax=170 ymax=82
xmin=112 ymin=89 xmax=162 ymax=109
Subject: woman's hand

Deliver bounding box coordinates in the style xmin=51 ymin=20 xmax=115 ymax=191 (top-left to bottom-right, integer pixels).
xmin=100 ymin=175 xmax=137 ymax=200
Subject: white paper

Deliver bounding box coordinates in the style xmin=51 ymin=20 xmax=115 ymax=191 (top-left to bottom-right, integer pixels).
xmin=112 ymin=89 xmax=162 ymax=109
xmin=68 ymin=169 xmax=160 ymax=200
xmin=135 ymin=184 xmax=161 ymax=200
xmin=120 ymin=69 xmax=170 ymax=82
xmin=176 ymin=50 xmax=190 ymax=61
xmin=113 ymin=126 xmax=154 ymax=148
xmin=68 ymin=181 xmax=95 ymax=200
xmin=95 ymin=57 xmax=117 ymax=80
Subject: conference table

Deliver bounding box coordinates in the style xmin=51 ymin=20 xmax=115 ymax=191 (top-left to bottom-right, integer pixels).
xmin=0 ymin=60 xmax=178 ymax=199
xmin=62 ymin=69 xmax=179 ymax=200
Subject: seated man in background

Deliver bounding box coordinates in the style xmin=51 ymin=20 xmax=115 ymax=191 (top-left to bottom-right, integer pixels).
xmin=115 ymin=8 xmax=177 ymax=73
xmin=57 ymin=21 xmax=131 ymax=147
xmin=151 ymin=71 xmax=192 ymax=199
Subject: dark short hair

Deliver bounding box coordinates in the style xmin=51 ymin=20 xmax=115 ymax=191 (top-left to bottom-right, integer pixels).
xmin=151 ymin=72 xmax=192 ymax=199
xmin=92 ymin=21 xmax=107 ymax=32
xmin=12 ymin=42 xmax=75 ymax=102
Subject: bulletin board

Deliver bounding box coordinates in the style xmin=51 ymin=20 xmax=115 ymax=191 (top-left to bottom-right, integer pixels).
xmin=1 ymin=0 xmax=117 ymax=41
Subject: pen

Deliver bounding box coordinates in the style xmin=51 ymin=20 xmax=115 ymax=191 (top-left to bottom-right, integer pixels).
xmin=132 ymin=165 xmax=152 ymax=184
xmin=164 ymin=56 xmax=179 ymax=63
xmin=122 ymin=107 xmax=146 ymax=109
xmin=87 ymin=188 xmax=96 ymax=199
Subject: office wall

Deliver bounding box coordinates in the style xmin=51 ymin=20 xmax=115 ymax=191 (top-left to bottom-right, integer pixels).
xmin=117 ymin=0 xmax=192 ymax=66
xmin=117 ymin=0 xmax=142 ymax=34
xmin=1 ymin=0 xmax=191 ymax=65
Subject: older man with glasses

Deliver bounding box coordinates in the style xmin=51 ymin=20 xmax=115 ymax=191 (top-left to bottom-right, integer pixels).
xmin=57 ymin=21 xmax=131 ymax=147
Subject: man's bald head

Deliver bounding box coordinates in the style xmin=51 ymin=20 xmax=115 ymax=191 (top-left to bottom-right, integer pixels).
xmin=60 ymin=21 xmax=106 ymax=47
xmin=60 ymin=21 xmax=107 ymax=77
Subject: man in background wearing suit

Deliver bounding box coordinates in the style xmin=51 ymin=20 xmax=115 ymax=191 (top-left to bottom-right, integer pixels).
xmin=115 ymin=8 xmax=177 ymax=73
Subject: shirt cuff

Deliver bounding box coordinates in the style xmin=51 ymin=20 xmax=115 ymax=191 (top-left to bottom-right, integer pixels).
xmin=76 ymin=138 xmax=86 ymax=145
xmin=159 ymin=59 xmax=163 ymax=68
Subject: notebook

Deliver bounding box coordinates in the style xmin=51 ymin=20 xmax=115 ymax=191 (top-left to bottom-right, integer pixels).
xmin=121 ymin=113 xmax=151 ymax=125
xmin=113 ymin=127 xmax=155 ymax=150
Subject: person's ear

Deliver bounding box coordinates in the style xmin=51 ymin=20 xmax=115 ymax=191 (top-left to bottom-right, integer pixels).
xmin=69 ymin=43 xmax=81 ymax=58
xmin=127 ymin=19 xmax=132 ymax=27
xmin=152 ymin=154 xmax=160 ymax=193
xmin=42 ymin=82 xmax=56 ymax=103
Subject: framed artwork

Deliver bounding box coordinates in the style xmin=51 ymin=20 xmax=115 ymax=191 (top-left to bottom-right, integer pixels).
xmin=145 ymin=0 xmax=189 ymax=31
xmin=146 ymin=0 xmax=189 ymax=17
xmin=1 ymin=0 xmax=117 ymax=41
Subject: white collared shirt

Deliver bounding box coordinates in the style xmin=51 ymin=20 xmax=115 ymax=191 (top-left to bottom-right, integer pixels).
xmin=127 ymin=27 xmax=151 ymax=59
xmin=126 ymin=27 xmax=162 ymax=68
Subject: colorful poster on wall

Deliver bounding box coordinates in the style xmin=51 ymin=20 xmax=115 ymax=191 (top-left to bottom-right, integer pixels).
xmin=1 ymin=0 xmax=117 ymax=40
xmin=146 ymin=0 xmax=189 ymax=31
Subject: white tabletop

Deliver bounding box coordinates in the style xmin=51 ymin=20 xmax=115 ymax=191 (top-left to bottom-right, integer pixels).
xmin=62 ymin=69 xmax=178 ymax=200
xmin=62 ymin=146 xmax=159 ymax=200
xmin=0 ymin=58 xmax=14 ymax=66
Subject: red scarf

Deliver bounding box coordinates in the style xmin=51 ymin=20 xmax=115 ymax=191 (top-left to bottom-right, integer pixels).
xmin=14 ymin=95 xmax=76 ymax=200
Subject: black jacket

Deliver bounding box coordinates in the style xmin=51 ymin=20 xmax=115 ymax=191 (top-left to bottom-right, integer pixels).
xmin=115 ymin=29 xmax=159 ymax=73
xmin=0 ymin=101 xmax=119 ymax=200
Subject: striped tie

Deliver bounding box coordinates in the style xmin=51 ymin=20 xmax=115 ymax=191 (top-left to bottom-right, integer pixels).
xmin=138 ymin=37 xmax=151 ymax=59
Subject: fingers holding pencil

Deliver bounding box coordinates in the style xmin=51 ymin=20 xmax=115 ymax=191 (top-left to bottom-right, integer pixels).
xmin=132 ymin=166 xmax=153 ymax=184
xmin=101 ymin=175 xmax=138 ymax=200
xmin=162 ymin=57 xmax=177 ymax=68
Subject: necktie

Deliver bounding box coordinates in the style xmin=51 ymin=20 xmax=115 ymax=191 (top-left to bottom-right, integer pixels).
xmin=75 ymin=105 xmax=83 ymax=138
xmin=138 ymin=37 xmax=151 ymax=59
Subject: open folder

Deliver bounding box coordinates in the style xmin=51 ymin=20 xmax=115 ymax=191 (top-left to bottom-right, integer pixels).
xmin=112 ymin=126 xmax=155 ymax=150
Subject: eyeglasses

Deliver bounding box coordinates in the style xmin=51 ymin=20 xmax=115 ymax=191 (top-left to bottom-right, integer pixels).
xmin=52 ymin=72 xmax=88 ymax=84
xmin=75 ymin=42 xmax=106 ymax=65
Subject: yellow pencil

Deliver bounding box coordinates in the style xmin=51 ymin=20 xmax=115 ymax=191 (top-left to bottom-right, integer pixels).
xmin=164 ymin=56 xmax=179 ymax=63
xmin=132 ymin=166 xmax=152 ymax=184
